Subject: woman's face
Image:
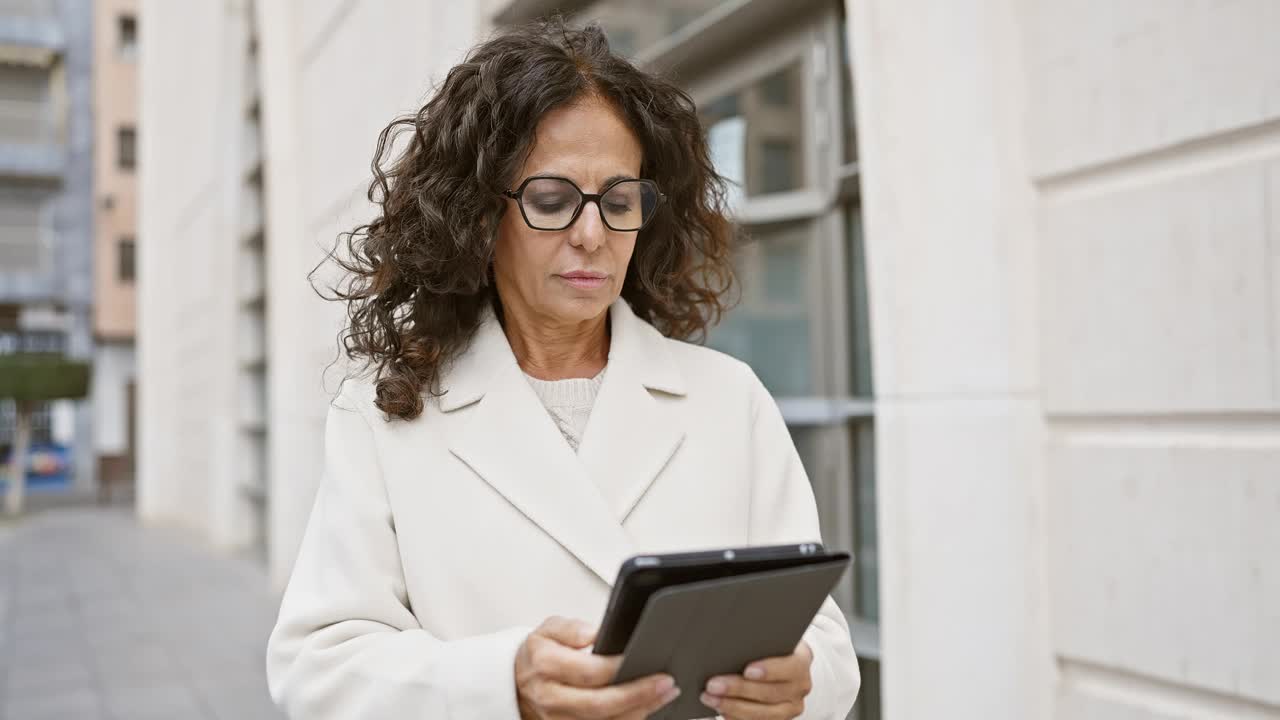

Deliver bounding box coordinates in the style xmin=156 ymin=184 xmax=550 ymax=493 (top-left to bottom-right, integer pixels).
xmin=494 ymin=94 xmax=644 ymax=328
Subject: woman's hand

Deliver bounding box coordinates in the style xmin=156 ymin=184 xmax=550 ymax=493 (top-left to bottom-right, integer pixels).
xmin=699 ymin=641 xmax=814 ymax=720
xmin=516 ymin=616 xmax=681 ymax=720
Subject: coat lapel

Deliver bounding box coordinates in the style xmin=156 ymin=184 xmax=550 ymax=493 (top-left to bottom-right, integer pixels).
xmin=577 ymin=302 xmax=687 ymax=524
xmin=438 ymin=300 xmax=672 ymax=587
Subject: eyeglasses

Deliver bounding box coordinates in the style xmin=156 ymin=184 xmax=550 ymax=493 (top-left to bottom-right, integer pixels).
xmin=502 ymin=176 xmax=665 ymax=232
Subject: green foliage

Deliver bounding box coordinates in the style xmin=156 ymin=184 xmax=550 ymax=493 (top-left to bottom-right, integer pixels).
xmin=0 ymin=354 xmax=91 ymax=401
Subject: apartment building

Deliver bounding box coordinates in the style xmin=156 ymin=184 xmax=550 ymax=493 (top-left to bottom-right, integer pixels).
xmin=0 ymin=0 xmax=93 ymax=498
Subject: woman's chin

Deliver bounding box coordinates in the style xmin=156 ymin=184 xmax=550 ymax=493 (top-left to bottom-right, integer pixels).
xmin=550 ymin=294 xmax=614 ymax=324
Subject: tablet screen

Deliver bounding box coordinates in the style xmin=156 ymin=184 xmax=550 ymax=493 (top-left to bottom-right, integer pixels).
xmin=593 ymin=543 xmax=838 ymax=655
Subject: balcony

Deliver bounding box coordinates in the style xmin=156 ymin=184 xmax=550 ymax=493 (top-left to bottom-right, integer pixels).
xmin=0 ymin=0 xmax=64 ymax=58
xmin=0 ymin=140 xmax=64 ymax=179
xmin=0 ymin=85 xmax=64 ymax=180
xmin=0 ymin=0 xmax=56 ymax=14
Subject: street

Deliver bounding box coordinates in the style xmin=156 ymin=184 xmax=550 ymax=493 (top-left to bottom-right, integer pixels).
xmin=0 ymin=507 xmax=284 ymax=720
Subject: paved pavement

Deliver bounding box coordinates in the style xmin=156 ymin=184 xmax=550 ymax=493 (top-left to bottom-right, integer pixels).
xmin=0 ymin=507 xmax=285 ymax=720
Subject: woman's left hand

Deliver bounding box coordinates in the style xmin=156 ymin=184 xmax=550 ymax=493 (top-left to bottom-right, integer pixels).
xmin=699 ymin=640 xmax=813 ymax=719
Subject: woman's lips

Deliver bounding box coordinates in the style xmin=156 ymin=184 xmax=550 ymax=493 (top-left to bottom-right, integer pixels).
xmin=557 ymin=273 xmax=608 ymax=290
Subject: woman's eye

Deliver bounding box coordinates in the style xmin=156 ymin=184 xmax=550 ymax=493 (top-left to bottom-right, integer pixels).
xmin=604 ymin=202 xmax=632 ymax=214
xmin=530 ymin=196 xmax=573 ymax=212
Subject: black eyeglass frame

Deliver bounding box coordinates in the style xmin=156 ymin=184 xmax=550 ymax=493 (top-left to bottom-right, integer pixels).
xmin=501 ymin=175 xmax=667 ymax=232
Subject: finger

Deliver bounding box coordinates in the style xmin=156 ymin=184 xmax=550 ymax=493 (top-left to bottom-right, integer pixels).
xmin=610 ymin=683 xmax=682 ymax=720
xmin=701 ymin=692 xmax=802 ymax=720
xmin=527 ymin=635 xmax=622 ymax=687
xmin=536 ymin=616 xmax=598 ymax=648
xmin=703 ymin=675 xmax=794 ymax=704
xmin=742 ymin=647 xmax=812 ymax=683
xmin=541 ymin=673 xmax=677 ymax=719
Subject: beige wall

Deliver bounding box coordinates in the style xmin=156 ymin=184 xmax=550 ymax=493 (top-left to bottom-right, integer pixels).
xmin=93 ymin=0 xmax=138 ymax=340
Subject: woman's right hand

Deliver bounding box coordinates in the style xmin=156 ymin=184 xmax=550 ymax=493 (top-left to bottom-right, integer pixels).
xmin=516 ymin=616 xmax=681 ymax=719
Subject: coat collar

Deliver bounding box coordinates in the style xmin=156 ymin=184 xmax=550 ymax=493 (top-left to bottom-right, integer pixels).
xmin=438 ymin=298 xmax=686 ymax=411
xmin=437 ymin=298 xmax=687 ymax=586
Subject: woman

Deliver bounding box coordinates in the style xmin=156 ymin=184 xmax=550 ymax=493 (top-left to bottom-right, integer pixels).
xmin=266 ymin=20 xmax=859 ymax=720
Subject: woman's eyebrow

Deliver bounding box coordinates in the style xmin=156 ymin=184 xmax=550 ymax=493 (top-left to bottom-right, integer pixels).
xmin=526 ymin=172 xmax=637 ymax=188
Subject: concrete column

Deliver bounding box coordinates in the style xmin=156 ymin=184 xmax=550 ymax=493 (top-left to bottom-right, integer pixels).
xmin=846 ymin=1 xmax=1053 ymax=717
xmin=255 ymin=0 xmax=486 ymax=589
xmin=254 ymin=0 xmax=314 ymax=588
xmin=137 ymin=0 xmax=237 ymax=535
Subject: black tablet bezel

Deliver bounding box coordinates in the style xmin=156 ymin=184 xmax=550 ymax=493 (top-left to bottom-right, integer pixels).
xmin=593 ymin=542 xmax=837 ymax=655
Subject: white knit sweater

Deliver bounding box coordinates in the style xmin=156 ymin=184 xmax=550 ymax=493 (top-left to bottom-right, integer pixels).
xmin=523 ymin=367 xmax=607 ymax=452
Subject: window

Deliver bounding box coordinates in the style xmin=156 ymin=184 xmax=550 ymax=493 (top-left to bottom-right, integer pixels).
xmin=118 ymin=237 xmax=135 ymax=283
xmin=604 ymin=27 xmax=636 ymax=56
xmin=572 ymin=0 xmax=731 ymax=58
xmin=0 ymin=330 xmax=65 ymax=354
xmin=699 ymin=60 xmax=807 ymax=199
xmin=119 ymin=14 xmax=138 ymax=58
xmin=760 ymin=139 xmax=798 ymax=194
xmin=838 ymin=17 xmax=858 ymax=164
xmin=759 ymin=65 xmax=795 ymax=106
xmin=0 ymin=64 xmax=53 ymax=144
xmin=0 ymin=400 xmax=53 ymax=447
xmin=117 ymin=126 xmax=136 ymax=170
xmin=707 ymin=221 xmax=817 ymax=396
xmin=846 ymin=206 xmax=873 ymax=396
xmin=849 ymin=419 xmax=877 ymax=620
xmin=0 ymin=186 xmax=47 ymax=271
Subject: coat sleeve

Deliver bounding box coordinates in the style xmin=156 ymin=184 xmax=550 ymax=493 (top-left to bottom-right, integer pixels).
xmin=265 ymin=389 xmax=531 ymax=719
xmin=745 ymin=369 xmax=861 ymax=720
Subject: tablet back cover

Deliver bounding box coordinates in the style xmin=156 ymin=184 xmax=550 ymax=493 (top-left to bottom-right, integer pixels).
xmin=613 ymin=559 xmax=848 ymax=720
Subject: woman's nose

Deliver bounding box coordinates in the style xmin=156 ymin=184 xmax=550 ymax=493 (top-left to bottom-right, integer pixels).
xmin=568 ymin=200 xmax=606 ymax=252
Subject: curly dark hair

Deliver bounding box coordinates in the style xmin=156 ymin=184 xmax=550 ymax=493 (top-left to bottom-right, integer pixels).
xmin=318 ymin=19 xmax=738 ymax=421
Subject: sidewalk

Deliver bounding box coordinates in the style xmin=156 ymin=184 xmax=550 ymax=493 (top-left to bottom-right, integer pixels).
xmin=0 ymin=507 xmax=285 ymax=720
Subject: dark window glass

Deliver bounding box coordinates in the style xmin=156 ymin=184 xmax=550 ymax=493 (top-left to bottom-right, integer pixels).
xmin=701 ymin=62 xmax=806 ymax=198
xmin=118 ymin=237 xmax=136 ymax=283
xmin=118 ymin=127 xmax=136 ymax=170
xmin=119 ymin=14 xmax=138 ymax=55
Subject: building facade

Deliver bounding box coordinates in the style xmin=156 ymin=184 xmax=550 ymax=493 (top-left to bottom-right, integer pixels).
xmin=852 ymin=1 xmax=1279 ymax=717
xmin=0 ymin=0 xmax=94 ymax=497
xmin=91 ymin=0 xmax=138 ymax=499
xmin=138 ymin=1 xmax=1279 ymax=718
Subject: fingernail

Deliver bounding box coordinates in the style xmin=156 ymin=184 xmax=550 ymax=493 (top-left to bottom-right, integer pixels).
xmin=706 ymin=678 xmax=726 ymax=695
xmin=700 ymin=692 xmax=721 ymax=709
xmin=654 ymin=675 xmax=675 ymax=694
xmin=661 ymin=686 xmax=681 ymax=704
xmin=744 ymin=666 xmax=765 ymax=680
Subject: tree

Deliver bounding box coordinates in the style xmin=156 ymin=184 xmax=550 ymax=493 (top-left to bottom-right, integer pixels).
xmin=1 ymin=354 xmax=91 ymax=516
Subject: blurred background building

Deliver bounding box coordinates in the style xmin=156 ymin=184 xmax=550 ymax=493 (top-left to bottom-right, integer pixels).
xmin=89 ymin=0 xmax=137 ymax=503
xmin=0 ymin=0 xmax=94 ymax=497
xmin=0 ymin=0 xmax=1258 ymax=718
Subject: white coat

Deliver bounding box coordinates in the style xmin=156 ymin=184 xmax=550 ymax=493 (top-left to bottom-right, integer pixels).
xmin=266 ymin=298 xmax=860 ymax=719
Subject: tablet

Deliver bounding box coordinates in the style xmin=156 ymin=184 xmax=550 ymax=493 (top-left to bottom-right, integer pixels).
xmin=612 ymin=560 xmax=849 ymax=720
xmin=592 ymin=543 xmax=840 ymax=655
